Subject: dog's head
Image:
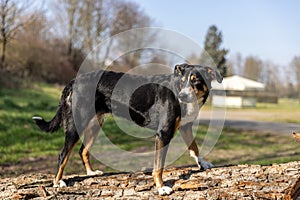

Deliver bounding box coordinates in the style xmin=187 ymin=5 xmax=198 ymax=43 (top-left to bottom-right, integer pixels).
xmin=174 ymin=64 xmax=223 ymax=103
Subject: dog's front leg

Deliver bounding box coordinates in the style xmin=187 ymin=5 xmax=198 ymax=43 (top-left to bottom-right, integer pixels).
xmin=153 ymin=133 xmax=173 ymax=196
xmin=180 ymin=124 xmax=214 ymax=170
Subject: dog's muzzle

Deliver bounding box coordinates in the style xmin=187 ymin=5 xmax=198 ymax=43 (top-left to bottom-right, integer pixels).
xmin=178 ymin=91 xmax=196 ymax=103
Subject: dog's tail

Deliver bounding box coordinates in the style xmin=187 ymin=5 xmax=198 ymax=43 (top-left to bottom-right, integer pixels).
xmin=32 ymin=82 xmax=73 ymax=133
xmin=32 ymin=104 xmax=63 ymax=133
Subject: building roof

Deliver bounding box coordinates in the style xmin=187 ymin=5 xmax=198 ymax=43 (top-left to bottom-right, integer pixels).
xmin=212 ymin=75 xmax=265 ymax=91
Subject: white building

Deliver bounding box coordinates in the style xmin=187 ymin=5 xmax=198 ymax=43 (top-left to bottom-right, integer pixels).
xmin=211 ymin=75 xmax=265 ymax=108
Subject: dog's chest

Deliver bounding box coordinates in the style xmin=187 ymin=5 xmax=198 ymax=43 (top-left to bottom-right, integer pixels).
xmin=180 ymin=101 xmax=203 ymax=126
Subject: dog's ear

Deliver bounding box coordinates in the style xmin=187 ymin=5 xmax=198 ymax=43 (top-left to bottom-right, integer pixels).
xmin=205 ymin=66 xmax=223 ymax=83
xmin=174 ymin=64 xmax=187 ymax=76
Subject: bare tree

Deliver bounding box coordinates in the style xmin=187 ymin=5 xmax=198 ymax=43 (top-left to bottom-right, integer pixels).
xmin=53 ymin=0 xmax=83 ymax=71
xmin=242 ymin=56 xmax=263 ymax=81
xmin=0 ymin=0 xmax=35 ymax=69
xmin=78 ymin=0 xmax=94 ymax=53
xmin=225 ymin=59 xmax=235 ymax=76
xmin=8 ymin=11 xmax=76 ymax=83
xmin=66 ymin=0 xmax=80 ymax=57
xmin=51 ymin=0 xmax=155 ymax=71
xmin=79 ymin=0 xmax=111 ymax=61
xmin=109 ymin=0 xmax=154 ymax=68
xmin=290 ymin=56 xmax=300 ymax=100
xmin=55 ymin=0 xmax=111 ymax=64
xmin=226 ymin=53 xmax=244 ymax=76
xmin=235 ymin=52 xmax=243 ymax=76
xmin=93 ymin=0 xmax=110 ymax=45
xmin=263 ymin=61 xmax=281 ymax=93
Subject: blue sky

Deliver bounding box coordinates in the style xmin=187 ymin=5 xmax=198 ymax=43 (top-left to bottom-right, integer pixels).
xmin=132 ymin=0 xmax=300 ymax=66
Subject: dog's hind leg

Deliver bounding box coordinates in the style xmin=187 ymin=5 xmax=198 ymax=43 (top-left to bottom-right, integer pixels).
xmin=79 ymin=114 xmax=104 ymax=176
xmin=54 ymin=125 xmax=80 ymax=187
xmin=153 ymin=129 xmax=174 ymax=196
xmin=179 ymin=124 xmax=214 ymax=170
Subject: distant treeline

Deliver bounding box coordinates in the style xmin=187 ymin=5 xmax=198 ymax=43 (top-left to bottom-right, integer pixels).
xmin=0 ymin=0 xmax=299 ymax=99
xmin=0 ymin=0 xmax=156 ymax=87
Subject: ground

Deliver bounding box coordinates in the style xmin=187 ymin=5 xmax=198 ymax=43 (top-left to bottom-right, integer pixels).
xmin=1 ymin=110 xmax=300 ymax=178
xmin=1 ymin=162 xmax=300 ymax=199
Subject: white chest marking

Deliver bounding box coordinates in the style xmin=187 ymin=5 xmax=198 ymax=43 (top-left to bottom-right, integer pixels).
xmin=179 ymin=97 xmax=204 ymax=126
xmin=180 ymin=102 xmax=201 ymax=126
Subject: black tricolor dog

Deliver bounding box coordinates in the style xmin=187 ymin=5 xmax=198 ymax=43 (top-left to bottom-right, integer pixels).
xmin=32 ymin=64 xmax=222 ymax=195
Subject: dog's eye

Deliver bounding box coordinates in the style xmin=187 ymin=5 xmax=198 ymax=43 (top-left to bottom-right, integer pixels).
xmin=190 ymin=75 xmax=197 ymax=83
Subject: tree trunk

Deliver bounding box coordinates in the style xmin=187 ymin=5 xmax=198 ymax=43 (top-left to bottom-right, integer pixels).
xmin=0 ymin=37 xmax=6 ymax=69
xmin=1 ymin=161 xmax=300 ymax=199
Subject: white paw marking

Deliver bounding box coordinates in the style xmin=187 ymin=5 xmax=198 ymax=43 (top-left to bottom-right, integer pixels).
xmin=53 ymin=180 xmax=67 ymax=188
xmin=87 ymin=170 xmax=103 ymax=176
xmin=158 ymin=186 xmax=173 ymax=196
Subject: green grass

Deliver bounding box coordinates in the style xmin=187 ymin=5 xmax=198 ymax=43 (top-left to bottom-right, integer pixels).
xmin=0 ymin=84 xmax=65 ymax=164
xmin=179 ymin=126 xmax=300 ymax=167
xmin=1 ymin=84 xmax=300 ymax=174
xmin=256 ymin=98 xmax=300 ymax=111
xmin=202 ymin=98 xmax=300 ymax=123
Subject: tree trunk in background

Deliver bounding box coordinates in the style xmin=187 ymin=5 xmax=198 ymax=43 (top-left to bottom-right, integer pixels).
xmin=1 ymin=37 xmax=6 ymax=68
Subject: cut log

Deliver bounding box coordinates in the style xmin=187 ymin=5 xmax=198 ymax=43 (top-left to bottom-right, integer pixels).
xmin=1 ymin=161 xmax=300 ymax=199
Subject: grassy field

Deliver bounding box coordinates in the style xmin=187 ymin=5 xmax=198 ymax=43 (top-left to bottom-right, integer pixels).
xmin=200 ymin=98 xmax=300 ymax=123
xmin=1 ymin=84 xmax=300 ymax=176
xmin=236 ymin=99 xmax=300 ymax=123
xmin=0 ymin=84 xmax=64 ymax=164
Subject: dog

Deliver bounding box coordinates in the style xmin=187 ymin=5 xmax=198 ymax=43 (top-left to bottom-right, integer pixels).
xmin=32 ymin=64 xmax=222 ymax=195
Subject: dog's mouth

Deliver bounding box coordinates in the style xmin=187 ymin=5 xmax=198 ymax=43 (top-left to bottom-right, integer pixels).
xmin=178 ymin=93 xmax=197 ymax=104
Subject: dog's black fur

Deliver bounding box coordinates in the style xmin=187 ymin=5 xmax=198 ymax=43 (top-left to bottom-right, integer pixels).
xmin=33 ymin=64 xmax=222 ymax=195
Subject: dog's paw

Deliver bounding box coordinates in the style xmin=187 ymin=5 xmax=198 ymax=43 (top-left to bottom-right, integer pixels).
xmin=158 ymin=186 xmax=173 ymax=196
xmin=201 ymin=161 xmax=214 ymax=170
xmin=198 ymin=157 xmax=214 ymax=170
xmin=53 ymin=180 xmax=67 ymax=188
xmin=87 ymin=170 xmax=103 ymax=176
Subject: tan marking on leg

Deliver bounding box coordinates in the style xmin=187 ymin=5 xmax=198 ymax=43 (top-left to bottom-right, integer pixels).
xmin=153 ymin=169 xmax=163 ymax=188
xmin=180 ymin=126 xmax=199 ymax=162
xmin=153 ymin=136 xmax=169 ymax=188
xmin=97 ymin=114 xmax=104 ymax=126
xmin=54 ymin=150 xmax=73 ymax=185
xmin=81 ymin=138 xmax=94 ymax=172
xmin=81 ymin=114 xmax=103 ymax=173
xmin=188 ymin=139 xmax=200 ymax=164
xmin=174 ymin=117 xmax=181 ymax=132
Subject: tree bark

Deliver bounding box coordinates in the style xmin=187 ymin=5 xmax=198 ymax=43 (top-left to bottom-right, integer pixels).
xmin=1 ymin=161 xmax=300 ymax=199
xmin=1 ymin=37 xmax=6 ymax=68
